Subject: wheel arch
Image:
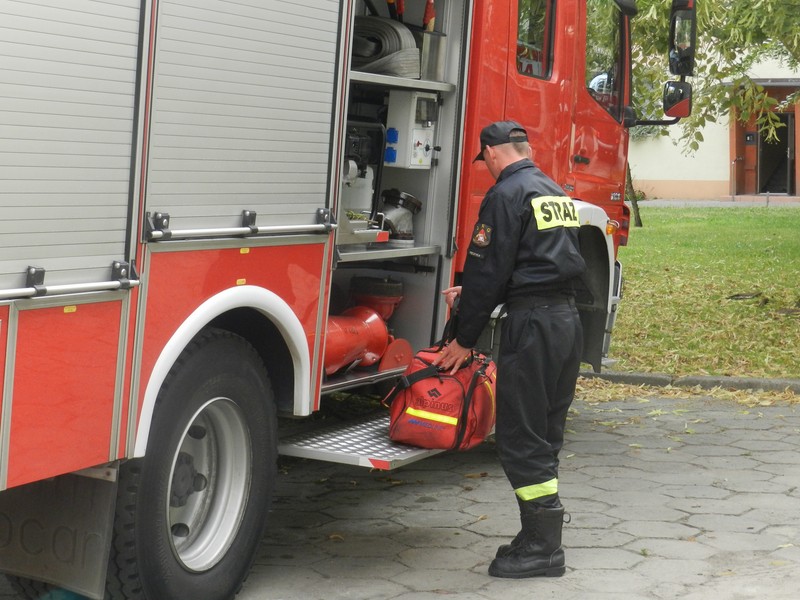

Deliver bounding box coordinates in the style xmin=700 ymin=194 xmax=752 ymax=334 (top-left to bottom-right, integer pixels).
xmin=134 ymin=285 xmax=310 ymax=457
xmin=573 ymin=201 xmax=617 ymax=372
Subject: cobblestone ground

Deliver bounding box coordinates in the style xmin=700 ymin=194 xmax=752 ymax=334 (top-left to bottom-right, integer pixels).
xmin=2 ymin=395 xmax=799 ymax=599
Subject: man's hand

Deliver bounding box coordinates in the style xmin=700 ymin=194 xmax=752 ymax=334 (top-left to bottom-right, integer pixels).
xmin=431 ymin=339 xmax=471 ymax=375
xmin=433 ymin=286 xmax=470 ymax=374
xmin=441 ymin=285 xmax=462 ymax=309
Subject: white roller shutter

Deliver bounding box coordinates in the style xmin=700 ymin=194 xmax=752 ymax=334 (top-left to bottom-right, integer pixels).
xmin=0 ymin=0 xmax=141 ymax=289
xmin=146 ymin=0 xmax=342 ymax=230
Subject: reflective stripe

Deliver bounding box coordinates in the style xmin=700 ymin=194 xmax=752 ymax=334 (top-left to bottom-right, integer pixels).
xmin=515 ymin=478 xmax=558 ymax=501
xmin=483 ymin=380 xmax=495 ymax=414
xmin=405 ymin=407 xmax=457 ymax=426
xmin=530 ymin=196 xmax=580 ymax=230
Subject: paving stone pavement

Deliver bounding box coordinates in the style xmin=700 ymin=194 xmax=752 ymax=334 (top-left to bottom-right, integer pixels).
xmin=237 ymin=394 xmax=800 ymax=600
xmin=1 ymin=394 xmax=798 ymax=599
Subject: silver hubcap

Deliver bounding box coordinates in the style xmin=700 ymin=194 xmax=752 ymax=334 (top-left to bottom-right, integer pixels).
xmin=167 ymin=397 xmax=251 ymax=572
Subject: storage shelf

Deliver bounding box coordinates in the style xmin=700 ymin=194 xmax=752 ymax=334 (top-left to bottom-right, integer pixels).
xmin=337 ymin=244 xmax=439 ymax=263
xmin=320 ymin=364 xmax=407 ymax=394
xmin=349 ymin=71 xmax=455 ymax=93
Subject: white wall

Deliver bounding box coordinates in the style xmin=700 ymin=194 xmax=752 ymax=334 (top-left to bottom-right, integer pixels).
xmin=628 ymin=117 xmax=730 ymax=199
xmin=627 ymin=57 xmax=800 ymax=200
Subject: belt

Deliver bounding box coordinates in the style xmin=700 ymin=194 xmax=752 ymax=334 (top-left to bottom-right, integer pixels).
xmin=506 ymin=295 xmax=575 ymax=311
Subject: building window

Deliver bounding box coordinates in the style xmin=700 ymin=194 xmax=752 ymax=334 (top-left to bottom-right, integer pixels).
xmin=585 ymin=0 xmax=624 ymax=120
xmin=517 ymin=0 xmax=555 ymax=79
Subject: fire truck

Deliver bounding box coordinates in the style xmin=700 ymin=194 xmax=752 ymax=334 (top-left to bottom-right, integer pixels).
xmin=0 ymin=0 xmax=696 ymax=598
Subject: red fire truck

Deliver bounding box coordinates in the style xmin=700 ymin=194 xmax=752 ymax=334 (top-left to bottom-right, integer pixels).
xmin=0 ymin=0 xmax=695 ymax=598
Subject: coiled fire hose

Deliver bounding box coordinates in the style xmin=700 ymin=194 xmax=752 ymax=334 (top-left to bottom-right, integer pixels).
xmin=351 ymin=16 xmax=420 ymax=79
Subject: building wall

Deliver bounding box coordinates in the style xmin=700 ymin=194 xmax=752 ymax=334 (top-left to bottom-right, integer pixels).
xmin=629 ymin=58 xmax=800 ymax=200
xmin=628 ymin=118 xmax=731 ymax=199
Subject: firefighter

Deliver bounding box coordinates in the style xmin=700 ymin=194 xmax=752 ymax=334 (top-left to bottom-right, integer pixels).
xmin=433 ymin=120 xmax=585 ymax=578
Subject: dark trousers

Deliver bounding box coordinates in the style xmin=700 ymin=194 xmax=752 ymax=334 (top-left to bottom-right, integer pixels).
xmin=495 ymin=299 xmax=583 ymax=500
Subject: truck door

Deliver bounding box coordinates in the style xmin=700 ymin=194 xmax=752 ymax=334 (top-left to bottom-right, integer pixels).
xmin=0 ymin=0 xmax=142 ymax=489
xmin=137 ymin=0 xmax=344 ymax=413
xmin=504 ymin=0 xmax=565 ymax=182
xmin=567 ymin=0 xmax=631 ymax=206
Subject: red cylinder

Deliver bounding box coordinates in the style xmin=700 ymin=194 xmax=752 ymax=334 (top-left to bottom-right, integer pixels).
xmin=350 ymin=292 xmax=404 ymax=321
xmin=324 ymin=306 xmax=389 ymax=375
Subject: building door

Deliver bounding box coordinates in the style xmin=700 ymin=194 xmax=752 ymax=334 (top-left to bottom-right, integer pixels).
xmin=758 ymin=113 xmax=795 ymax=194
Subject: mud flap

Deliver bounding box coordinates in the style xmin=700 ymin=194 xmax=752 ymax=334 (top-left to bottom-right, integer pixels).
xmin=0 ymin=472 xmax=117 ymax=600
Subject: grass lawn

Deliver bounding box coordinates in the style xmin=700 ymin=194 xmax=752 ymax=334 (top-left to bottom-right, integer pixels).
xmin=608 ymin=205 xmax=800 ymax=379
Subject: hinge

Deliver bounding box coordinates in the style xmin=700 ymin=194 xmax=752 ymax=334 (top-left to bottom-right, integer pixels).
xmin=112 ymin=261 xmax=138 ymax=289
xmin=448 ymin=236 xmax=459 ymax=259
xmin=26 ymin=266 xmax=46 ymax=296
xmin=316 ymin=208 xmax=336 ymax=232
xmin=241 ymin=210 xmax=258 ymax=234
xmin=146 ymin=212 xmax=171 ymax=240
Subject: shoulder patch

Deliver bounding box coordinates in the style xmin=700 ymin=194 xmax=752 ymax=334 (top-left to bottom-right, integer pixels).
xmin=530 ymin=196 xmax=580 ymax=230
xmin=471 ymin=223 xmax=493 ymax=247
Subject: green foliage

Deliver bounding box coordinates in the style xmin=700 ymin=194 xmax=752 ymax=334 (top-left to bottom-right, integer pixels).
xmin=612 ymin=207 xmax=800 ymax=378
xmin=631 ymin=0 xmax=800 ymax=152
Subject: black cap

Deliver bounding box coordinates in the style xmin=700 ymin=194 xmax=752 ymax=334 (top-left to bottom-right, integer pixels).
xmin=473 ymin=120 xmax=528 ymax=162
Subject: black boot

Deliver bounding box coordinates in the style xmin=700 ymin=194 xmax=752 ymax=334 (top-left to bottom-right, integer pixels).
xmin=495 ymin=495 xmax=562 ymax=558
xmin=489 ymin=501 xmax=566 ymax=578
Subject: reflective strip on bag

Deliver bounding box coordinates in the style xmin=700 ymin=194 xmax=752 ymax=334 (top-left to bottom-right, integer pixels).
xmin=483 ymin=379 xmax=495 ymax=414
xmin=405 ymin=407 xmax=458 ymax=426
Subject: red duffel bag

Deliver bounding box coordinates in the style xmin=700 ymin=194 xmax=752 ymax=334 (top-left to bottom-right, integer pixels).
xmin=383 ymin=348 xmax=497 ymax=450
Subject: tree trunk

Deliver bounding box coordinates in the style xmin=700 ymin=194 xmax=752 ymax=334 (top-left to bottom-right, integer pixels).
xmin=625 ymin=163 xmax=643 ymax=227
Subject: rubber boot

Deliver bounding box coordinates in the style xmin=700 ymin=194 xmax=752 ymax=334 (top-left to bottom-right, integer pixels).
xmin=495 ymin=495 xmax=562 ymax=558
xmin=489 ymin=501 xmax=566 ymax=578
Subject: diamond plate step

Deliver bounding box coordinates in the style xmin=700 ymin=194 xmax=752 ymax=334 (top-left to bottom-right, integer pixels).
xmin=278 ymin=414 xmax=443 ymax=470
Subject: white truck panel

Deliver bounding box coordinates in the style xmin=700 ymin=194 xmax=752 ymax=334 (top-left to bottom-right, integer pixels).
xmin=0 ymin=0 xmax=140 ymax=289
xmin=145 ymin=0 xmax=341 ymax=229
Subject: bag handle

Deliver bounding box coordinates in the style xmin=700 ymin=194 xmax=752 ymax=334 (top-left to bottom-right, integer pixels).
xmin=381 ymin=363 xmax=440 ymax=408
xmin=381 ymin=350 xmax=475 ymax=408
xmin=383 ymin=298 xmax=475 ymax=409
xmin=437 ymin=299 xmax=481 ymax=369
xmin=434 ymin=296 xmax=460 ymax=351
xmin=452 ymin=356 xmax=490 ymax=449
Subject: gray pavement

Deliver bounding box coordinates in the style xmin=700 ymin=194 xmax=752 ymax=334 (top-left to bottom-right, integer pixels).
xmin=2 ymin=391 xmax=798 ymax=599
xmin=236 ymin=393 xmax=800 ymax=600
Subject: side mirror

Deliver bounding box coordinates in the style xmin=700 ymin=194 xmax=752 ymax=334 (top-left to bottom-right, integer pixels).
xmin=663 ymin=81 xmax=692 ymax=118
xmin=669 ymin=1 xmax=697 ymax=76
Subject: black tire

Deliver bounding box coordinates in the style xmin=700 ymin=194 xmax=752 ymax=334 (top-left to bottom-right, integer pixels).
xmin=106 ymin=329 xmax=277 ymax=600
xmin=5 ymin=576 xmax=68 ymax=599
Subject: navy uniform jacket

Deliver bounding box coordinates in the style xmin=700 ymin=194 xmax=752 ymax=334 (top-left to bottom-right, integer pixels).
xmin=456 ymin=158 xmax=587 ymax=348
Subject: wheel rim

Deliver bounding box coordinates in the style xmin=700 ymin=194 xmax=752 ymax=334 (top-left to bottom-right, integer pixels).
xmin=167 ymin=397 xmax=251 ymax=572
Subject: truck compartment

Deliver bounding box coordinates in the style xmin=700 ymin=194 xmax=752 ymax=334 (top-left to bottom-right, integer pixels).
xmin=279 ymin=0 xmax=470 ymax=467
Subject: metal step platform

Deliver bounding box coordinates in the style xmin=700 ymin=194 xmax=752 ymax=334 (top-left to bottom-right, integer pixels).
xmin=278 ymin=413 xmax=443 ymax=470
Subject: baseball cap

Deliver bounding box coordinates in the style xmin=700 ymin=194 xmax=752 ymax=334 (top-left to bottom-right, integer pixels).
xmin=473 ymin=120 xmax=529 ymax=162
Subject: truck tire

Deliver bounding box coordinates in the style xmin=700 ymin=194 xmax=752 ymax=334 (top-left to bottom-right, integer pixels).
xmin=107 ymin=328 xmax=277 ymax=600
xmin=5 ymin=576 xmax=71 ymax=599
